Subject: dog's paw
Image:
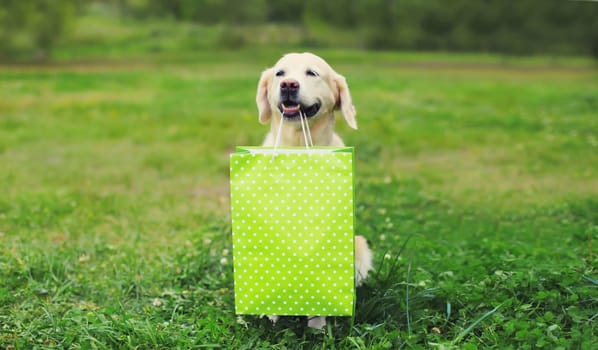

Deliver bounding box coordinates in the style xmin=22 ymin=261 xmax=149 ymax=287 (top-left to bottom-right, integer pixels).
xmin=307 ymin=316 xmax=326 ymax=330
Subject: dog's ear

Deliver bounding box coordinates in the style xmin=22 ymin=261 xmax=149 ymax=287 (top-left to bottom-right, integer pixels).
xmin=334 ymin=73 xmax=357 ymax=129
xmin=256 ymin=68 xmax=274 ymax=124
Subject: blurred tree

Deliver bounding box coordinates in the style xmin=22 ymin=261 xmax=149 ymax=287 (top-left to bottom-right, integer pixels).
xmin=113 ymin=0 xmax=266 ymax=24
xmin=4 ymin=0 xmax=597 ymax=61
xmin=355 ymin=0 xmax=401 ymax=49
xmin=0 ymin=0 xmax=76 ymax=61
xmin=266 ymin=0 xmax=305 ymax=23
xmin=103 ymin=0 xmax=598 ymax=58
xmin=178 ymin=0 xmax=266 ymax=24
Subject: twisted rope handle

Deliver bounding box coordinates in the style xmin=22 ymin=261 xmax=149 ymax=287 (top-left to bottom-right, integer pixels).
xmin=271 ymin=111 xmax=313 ymax=161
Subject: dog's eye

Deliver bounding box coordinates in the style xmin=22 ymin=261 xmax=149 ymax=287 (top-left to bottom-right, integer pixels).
xmin=275 ymin=70 xmax=285 ymax=77
xmin=306 ymin=69 xmax=318 ymax=77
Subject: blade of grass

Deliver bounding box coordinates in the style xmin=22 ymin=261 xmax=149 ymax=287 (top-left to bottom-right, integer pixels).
xmin=451 ymin=303 xmax=503 ymax=345
xmin=445 ymin=301 xmax=451 ymax=325
xmin=582 ymin=275 xmax=598 ymax=285
xmin=405 ymin=262 xmax=412 ymax=336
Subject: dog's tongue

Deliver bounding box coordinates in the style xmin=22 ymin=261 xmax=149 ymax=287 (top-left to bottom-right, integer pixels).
xmin=282 ymin=104 xmax=300 ymax=114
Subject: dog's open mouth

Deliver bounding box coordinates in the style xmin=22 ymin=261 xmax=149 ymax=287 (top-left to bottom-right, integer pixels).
xmin=278 ymin=102 xmax=321 ymax=120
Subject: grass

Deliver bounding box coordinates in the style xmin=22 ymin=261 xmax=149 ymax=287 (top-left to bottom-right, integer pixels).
xmin=1 ymin=15 xmax=598 ymax=349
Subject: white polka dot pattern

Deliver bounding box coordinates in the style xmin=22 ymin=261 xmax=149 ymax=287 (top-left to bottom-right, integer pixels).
xmin=229 ymin=148 xmax=355 ymax=316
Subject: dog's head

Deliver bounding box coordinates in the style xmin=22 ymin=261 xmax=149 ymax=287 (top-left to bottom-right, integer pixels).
xmin=256 ymin=52 xmax=357 ymax=129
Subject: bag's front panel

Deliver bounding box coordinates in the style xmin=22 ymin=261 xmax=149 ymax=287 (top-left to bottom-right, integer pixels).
xmin=230 ymin=151 xmax=355 ymax=316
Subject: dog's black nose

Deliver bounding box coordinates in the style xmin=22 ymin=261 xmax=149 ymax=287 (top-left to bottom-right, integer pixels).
xmin=280 ymin=79 xmax=299 ymax=95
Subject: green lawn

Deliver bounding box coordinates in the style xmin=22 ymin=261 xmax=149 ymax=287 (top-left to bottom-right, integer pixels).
xmin=1 ymin=47 xmax=597 ymax=349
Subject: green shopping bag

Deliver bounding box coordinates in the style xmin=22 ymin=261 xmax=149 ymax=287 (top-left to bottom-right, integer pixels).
xmin=229 ymin=147 xmax=355 ymax=316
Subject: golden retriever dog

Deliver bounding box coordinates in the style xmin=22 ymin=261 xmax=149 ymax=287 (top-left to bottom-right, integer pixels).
xmin=256 ymin=52 xmax=373 ymax=330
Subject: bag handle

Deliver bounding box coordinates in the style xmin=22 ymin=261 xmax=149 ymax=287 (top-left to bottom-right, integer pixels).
xmin=272 ymin=110 xmax=314 ymax=161
xmin=299 ymin=110 xmax=314 ymax=148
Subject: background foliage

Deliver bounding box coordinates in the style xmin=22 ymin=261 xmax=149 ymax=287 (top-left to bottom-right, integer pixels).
xmin=1 ymin=0 xmax=598 ymax=61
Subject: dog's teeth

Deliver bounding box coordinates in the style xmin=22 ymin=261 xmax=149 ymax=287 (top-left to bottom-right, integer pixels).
xmin=282 ymin=104 xmax=300 ymax=113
